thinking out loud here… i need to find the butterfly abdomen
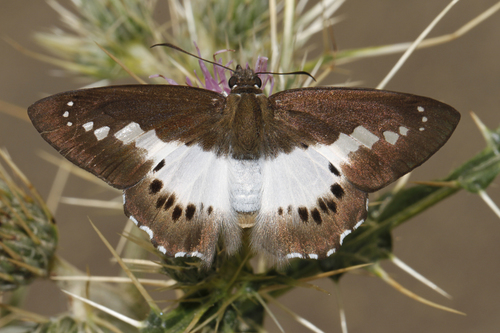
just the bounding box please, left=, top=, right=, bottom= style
left=229, top=158, right=263, bottom=214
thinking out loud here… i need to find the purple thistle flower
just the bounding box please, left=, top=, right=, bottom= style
left=150, top=43, right=274, bottom=95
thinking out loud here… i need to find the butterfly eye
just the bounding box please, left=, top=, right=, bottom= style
left=228, top=76, right=238, bottom=88
left=254, top=76, right=262, bottom=88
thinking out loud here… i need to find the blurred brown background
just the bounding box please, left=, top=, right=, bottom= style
left=1, top=1, right=499, bottom=332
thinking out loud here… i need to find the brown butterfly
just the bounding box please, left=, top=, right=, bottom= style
left=28, top=47, right=460, bottom=265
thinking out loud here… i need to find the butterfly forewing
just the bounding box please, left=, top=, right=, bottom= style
left=269, top=87, right=460, bottom=192
left=28, top=85, right=226, bottom=189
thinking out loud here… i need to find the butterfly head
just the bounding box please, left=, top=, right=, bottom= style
left=228, top=65, right=262, bottom=92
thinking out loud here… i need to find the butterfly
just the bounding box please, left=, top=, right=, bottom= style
left=28, top=58, right=460, bottom=266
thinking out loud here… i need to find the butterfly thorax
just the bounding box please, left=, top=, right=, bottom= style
left=217, top=65, right=299, bottom=160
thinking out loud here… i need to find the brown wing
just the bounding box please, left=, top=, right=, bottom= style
left=28, top=85, right=226, bottom=189
left=250, top=87, right=459, bottom=263
left=268, top=87, right=460, bottom=192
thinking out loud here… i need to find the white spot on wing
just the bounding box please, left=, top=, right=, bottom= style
left=314, top=126, right=378, bottom=165
left=82, top=121, right=94, bottom=132
left=94, top=126, right=110, bottom=141
left=327, top=248, right=336, bottom=257
left=158, top=246, right=167, bottom=254
left=286, top=253, right=303, bottom=259
left=134, top=129, right=180, bottom=163
left=175, top=252, right=186, bottom=258
left=190, top=251, right=204, bottom=259
left=66, top=122, right=73, bottom=126
left=422, top=117, right=428, bottom=122
left=418, top=106, right=425, bottom=112
left=383, top=131, right=399, bottom=145
left=399, top=126, right=409, bottom=136
left=419, top=127, right=425, bottom=131
left=140, top=225, right=153, bottom=239
left=331, top=133, right=360, bottom=161
left=115, top=122, right=145, bottom=144
left=63, top=111, right=69, bottom=117
left=130, top=216, right=139, bottom=225
left=350, top=126, right=379, bottom=149
left=308, top=254, right=318, bottom=259
left=340, top=229, right=352, bottom=245
left=354, top=219, right=364, bottom=230
left=67, top=101, right=74, bottom=106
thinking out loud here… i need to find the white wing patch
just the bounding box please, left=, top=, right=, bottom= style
left=313, top=125, right=379, bottom=164
left=114, top=122, right=145, bottom=144
left=151, top=145, right=232, bottom=211
left=260, top=147, right=340, bottom=213
left=350, top=126, right=379, bottom=148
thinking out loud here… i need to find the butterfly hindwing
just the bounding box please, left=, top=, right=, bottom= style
left=251, top=146, right=367, bottom=262
left=269, top=87, right=460, bottom=192
left=28, top=85, right=226, bottom=189
left=124, top=145, right=241, bottom=264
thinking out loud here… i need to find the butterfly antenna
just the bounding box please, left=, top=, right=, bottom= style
left=256, top=70, right=316, bottom=82
left=151, top=43, right=235, bottom=73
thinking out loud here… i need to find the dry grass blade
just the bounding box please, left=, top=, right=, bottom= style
left=4, top=36, right=93, bottom=73
left=333, top=283, right=348, bottom=333
left=37, top=150, right=113, bottom=188
left=377, top=0, right=459, bottom=89
left=6, top=258, right=46, bottom=276
left=373, top=265, right=465, bottom=315
left=191, top=290, right=245, bottom=332
left=411, top=180, right=459, bottom=188
left=477, top=190, right=500, bottom=220
left=391, top=256, right=451, bottom=299
left=45, top=163, right=71, bottom=214
left=95, top=42, right=146, bottom=84
left=61, top=290, right=144, bottom=328
left=0, top=99, right=30, bottom=122
left=253, top=291, right=284, bottom=333
left=259, top=264, right=371, bottom=293
left=261, top=292, right=325, bottom=333
left=89, top=219, right=161, bottom=313
left=0, top=149, right=52, bottom=220
left=337, top=1, right=500, bottom=66
left=51, top=275, right=176, bottom=287
left=60, top=197, right=123, bottom=209
left=0, top=304, right=48, bottom=324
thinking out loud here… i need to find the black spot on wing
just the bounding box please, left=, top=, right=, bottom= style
left=164, top=194, right=176, bottom=210
left=149, top=179, right=163, bottom=194
left=317, top=198, right=328, bottom=213
left=207, top=206, right=213, bottom=215
left=311, top=208, right=322, bottom=224
left=185, top=204, right=196, bottom=220
left=325, top=198, right=337, bottom=213
left=278, top=207, right=283, bottom=215
left=330, top=184, right=345, bottom=199
left=328, top=163, right=340, bottom=176
left=298, top=207, right=308, bottom=222
left=153, top=159, right=165, bottom=172
left=172, top=205, right=183, bottom=221
left=156, top=195, right=167, bottom=209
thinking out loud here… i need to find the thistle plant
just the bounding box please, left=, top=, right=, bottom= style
left=2, top=1, right=500, bottom=332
